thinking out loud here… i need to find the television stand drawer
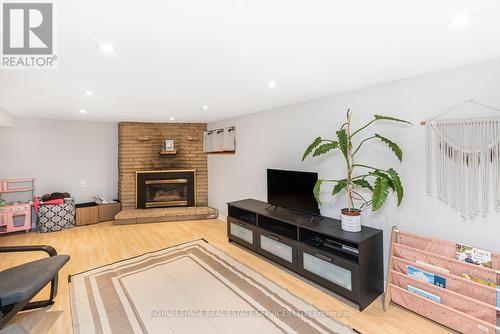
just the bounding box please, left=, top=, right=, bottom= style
left=227, top=217, right=256, bottom=249
left=257, top=231, right=298, bottom=270
left=298, top=246, right=360, bottom=302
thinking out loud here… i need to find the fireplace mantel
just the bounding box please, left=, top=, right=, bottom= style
left=136, top=170, right=196, bottom=209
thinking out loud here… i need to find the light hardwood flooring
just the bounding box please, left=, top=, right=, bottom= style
left=0, top=219, right=452, bottom=334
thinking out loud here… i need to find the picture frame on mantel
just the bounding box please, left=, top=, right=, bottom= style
left=164, top=139, right=175, bottom=152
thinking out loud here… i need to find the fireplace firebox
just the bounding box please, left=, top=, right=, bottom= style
left=136, top=170, right=196, bottom=209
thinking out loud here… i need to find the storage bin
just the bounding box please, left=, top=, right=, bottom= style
left=37, top=198, right=75, bottom=233
left=75, top=202, right=98, bottom=226
left=98, top=201, right=121, bottom=222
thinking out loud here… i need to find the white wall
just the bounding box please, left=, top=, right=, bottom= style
left=0, top=118, right=118, bottom=203
left=208, top=57, right=500, bottom=264
left=0, top=107, right=15, bottom=127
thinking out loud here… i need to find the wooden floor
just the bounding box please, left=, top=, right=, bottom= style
left=0, top=219, right=452, bottom=334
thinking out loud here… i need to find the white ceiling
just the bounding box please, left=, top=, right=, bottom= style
left=2, top=0, right=500, bottom=123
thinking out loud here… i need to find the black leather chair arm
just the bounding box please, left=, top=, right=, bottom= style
left=0, top=245, right=57, bottom=257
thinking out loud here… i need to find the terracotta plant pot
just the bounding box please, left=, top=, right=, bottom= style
left=341, top=208, right=361, bottom=232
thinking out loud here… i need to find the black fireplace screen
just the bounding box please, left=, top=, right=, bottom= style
left=145, top=180, right=188, bottom=207
left=136, top=171, right=195, bottom=209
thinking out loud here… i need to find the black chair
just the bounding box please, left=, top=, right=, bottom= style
left=0, top=246, right=69, bottom=329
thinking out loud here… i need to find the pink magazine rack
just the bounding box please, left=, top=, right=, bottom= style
left=383, top=227, right=500, bottom=334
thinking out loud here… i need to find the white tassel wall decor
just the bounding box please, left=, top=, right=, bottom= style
left=425, top=119, right=500, bottom=219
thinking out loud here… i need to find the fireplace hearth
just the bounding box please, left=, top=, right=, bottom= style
left=136, top=170, right=196, bottom=209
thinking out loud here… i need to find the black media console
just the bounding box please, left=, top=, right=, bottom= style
left=227, top=198, right=383, bottom=311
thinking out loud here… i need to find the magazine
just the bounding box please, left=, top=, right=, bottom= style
left=455, top=244, right=492, bottom=268
left=415, top=260, right=450, bottom=274
left=462, top=273, right=496, bottom=288
left=407, top=265, right=446, bottom=288
left=433, top=275, right=446, bottom=289
left=407, top=285, right=441, bottom=303
left=407, top=265, right=434, bottom=283
left=496, top=286, right=499, bottom=309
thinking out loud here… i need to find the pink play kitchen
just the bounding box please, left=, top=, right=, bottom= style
left=0, top=178, right=35, bottom=234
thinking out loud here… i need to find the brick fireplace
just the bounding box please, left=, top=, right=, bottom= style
left=118, top=122, right=208, bottom=210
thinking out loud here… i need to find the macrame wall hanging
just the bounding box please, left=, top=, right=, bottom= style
left=423, top=99, right=500, bottom=219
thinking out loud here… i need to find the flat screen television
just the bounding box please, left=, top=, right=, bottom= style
left=267, top=169, right=320, bottom=215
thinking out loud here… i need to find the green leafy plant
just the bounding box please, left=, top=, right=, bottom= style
left=302, top=110, right=411, bottom=212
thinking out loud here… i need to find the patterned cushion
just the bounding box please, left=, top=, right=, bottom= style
left=37, top=199, right=75, bottom=233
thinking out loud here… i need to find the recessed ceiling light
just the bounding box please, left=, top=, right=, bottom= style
left=98, top=43, right=115, bottom=54
left=267, top=81, right=276, bottom=88
left=203, top=105, right=208, bottom=110
left=84, top=90, right=95, bottom=96
left=169, top=117, right=175, bottom=121
left=79, top=109, right=87, bottom=114
left=449, top=14, right=474, bottom=30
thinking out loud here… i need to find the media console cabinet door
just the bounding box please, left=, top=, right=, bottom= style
left=257, top=231, right=298, bottom=270
left=228, top=218, right=256, bottom=249
left=230, top=223, right=253, bottom=243
left=260, top=234, right=293, bottom=262
left=298, top=248, right=360, bottom=302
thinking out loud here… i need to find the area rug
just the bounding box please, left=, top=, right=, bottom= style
left=69, top=239, right=356, bottom=334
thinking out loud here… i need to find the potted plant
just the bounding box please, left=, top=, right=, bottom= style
left=302, top=110, right=411, bottom=232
